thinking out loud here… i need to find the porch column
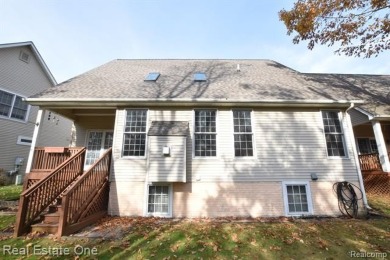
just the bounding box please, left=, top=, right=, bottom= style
left=372, top=120, right=390, bottom=172
left=25, top=109, right=45, bottom=173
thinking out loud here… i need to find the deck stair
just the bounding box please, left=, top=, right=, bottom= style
left=15, top=147, right=112, bottom=237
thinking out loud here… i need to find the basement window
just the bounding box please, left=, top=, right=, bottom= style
left=145, top=72, right=160, bottom=81
left=194, top=72, right=207, bottom=82
left=282, top=181, right=313, bottom=216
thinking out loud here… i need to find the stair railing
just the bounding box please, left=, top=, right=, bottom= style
left=14, top=148, right=86, bottom=237
left=58, top=148, right=112, bottom=237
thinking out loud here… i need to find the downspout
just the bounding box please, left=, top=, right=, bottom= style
left=345, top=103, right=369, bottom=209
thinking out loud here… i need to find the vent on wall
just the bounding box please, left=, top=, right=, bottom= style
left=19, top=51, right=30, bottom=63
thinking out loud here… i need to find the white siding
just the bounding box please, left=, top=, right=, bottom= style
left=147, top=136, right=186, bottom=182
left=110, top=108, right=360, bottom=183
left=0, top=46, right=72, bottom=175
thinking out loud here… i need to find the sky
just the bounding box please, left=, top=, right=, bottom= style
left=1, top=0, right=389, bottom=83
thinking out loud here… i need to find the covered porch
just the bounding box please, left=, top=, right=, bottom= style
left=350, top=108, right=390, bottom=195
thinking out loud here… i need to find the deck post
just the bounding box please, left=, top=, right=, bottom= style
left=26, top=109, right=45, bottom=173
left=372, top=120, right=390, bottom=172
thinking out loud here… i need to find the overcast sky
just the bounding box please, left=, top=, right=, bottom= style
left=1, top=0, right=389, bottom=83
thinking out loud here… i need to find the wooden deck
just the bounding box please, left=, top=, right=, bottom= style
left=358, top=152, right=390, bottom=172
left=15, top=147, right=112, bottom=237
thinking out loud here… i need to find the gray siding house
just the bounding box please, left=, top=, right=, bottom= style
left=25, top=59, right=389, bottom=218
left=0, top=42, right=72, bottom=181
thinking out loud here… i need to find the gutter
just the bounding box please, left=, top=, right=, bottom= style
left=25, top=97, right=364, bottom=108
left=345, top=103, right=370, bottom=210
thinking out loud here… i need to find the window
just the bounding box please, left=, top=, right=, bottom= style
left=147, top=185, right=171, bottom=216
left=194, top=72, right=207, bottom=82
left=233, top=110, right=254, bottom=156
left=321, top=111, right=346, bottom=157
left=17, top=136, right=32, bottom=146
left=194, top=110, right=216, bottom=156
left=123, top=109, right=147, bottom=156
left=145, top=72, right=160, bottom=81
left=357, top=138, right=378, bottom=154
left=0, top=89, right=29, bottom=121
left=283, top=182, right=313, bottom=215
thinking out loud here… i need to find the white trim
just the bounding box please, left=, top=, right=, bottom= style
left=144, top=183, right=173, bottom=218
left=121, top=109, right=149, bottom=159
left=320, top=110, right=349, bottom=159
left=84, top=129, right=114, bottom=168
left=345, top=110, right=369, bottom=207
left=192, top=108, right=218, bottom=158
left=282, top=181, right=313, bottom=216
left=372, top=120, right=390, bottom=172
left=231, top=108, right=256, bottom=158
left=17, top=135, right=32, bottom=146
left=0, top=87, right=31, bottom=123
left=25, top=109, right=44, bottom=173
left=354, top=107, right=374, bottom=120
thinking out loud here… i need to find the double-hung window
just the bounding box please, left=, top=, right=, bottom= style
left=233, top=110, right=254, bottom=156
left=321, top=110, right=346, bottom=157
left=194, top=110, right=217, bottom=157
left=123, top=109, right=147, bottom=157
left=0, top=89, right=29, bottom=121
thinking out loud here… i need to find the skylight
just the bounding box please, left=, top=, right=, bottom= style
left=194, top=72, right=207, bottom=82
left=145, top=72, right=160, bottom=81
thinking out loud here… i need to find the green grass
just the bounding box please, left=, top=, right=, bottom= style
left=0, top=193, right=388, bottom=259
left=0, top=185, right=22, bottom=201
left=367, top=193, right=390, bottom=216
left=0, top=215, right=15, bottom=231
left=0, top=217, right=388, bottom=259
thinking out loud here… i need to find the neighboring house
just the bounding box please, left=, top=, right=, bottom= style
left=0, top=42, right=73, bottom=181
left=25, top=59, right=385, bottom=220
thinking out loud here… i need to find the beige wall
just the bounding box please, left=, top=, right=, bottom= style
left=109, top=181, right=357, bottom=217
left=354, top=123, right=390, bottom=152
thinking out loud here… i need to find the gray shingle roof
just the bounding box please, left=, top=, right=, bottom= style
left=28, top=59, right=390, bottom=116
left=148, top=121, right=189, bottom=136
left=28, top=59, right=342, bottom=101
left=302, top=73, right=390, bottom=116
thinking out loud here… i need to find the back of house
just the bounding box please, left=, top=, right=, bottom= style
left=25, top=59, right=382, bottom=219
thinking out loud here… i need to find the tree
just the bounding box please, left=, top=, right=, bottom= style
left=279, top=0, right=390, bottom=58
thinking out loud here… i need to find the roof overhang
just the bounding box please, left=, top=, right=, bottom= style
left=26, top=98, right=364, bottom=109
left=354, top=106, right=390, bottom=121
left=0, top=41, right=57, bottom=85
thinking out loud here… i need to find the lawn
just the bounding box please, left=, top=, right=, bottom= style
left=0, top=185, right=22, bottom=201
left=0, top=194, right=388, bottom=259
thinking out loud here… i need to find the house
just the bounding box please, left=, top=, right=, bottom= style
left=16, top=59, right=390, bottom=236
left=299, top=73, right=390, bottom=195
left=0, top=42, right=73, bottom=183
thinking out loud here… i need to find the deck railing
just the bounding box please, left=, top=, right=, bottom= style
left=358, top=153, right=382, bottom=171
left=14, top=148, right=86, bottom=236
left=57, top=148, right=112, bottom=237
left=31, top=147, right=83, bottom=171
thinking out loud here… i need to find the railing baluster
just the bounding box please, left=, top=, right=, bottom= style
left=14, top=148, right=86, bottom=237
left=58, top=148, right=112, bottom=236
